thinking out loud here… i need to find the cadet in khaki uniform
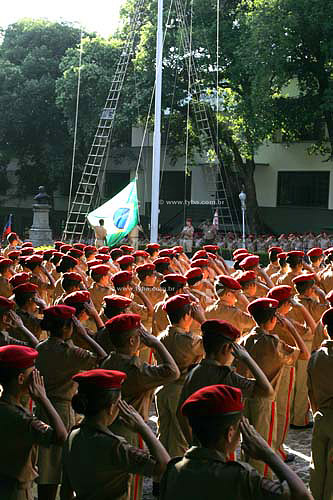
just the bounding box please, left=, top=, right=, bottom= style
left=0, top=345, right=67, bottom=500
left=161, top=384, right=312, bottom=500
left=53, top=255, right=79, bottom=302
left=86, top=264, right=112, bottom=332
left=276, top=251, right=305, bottom=289
left=177, top=319, right=274, bottom=447
left=135, top=263, right=165, bottom=313
left=11, top=282, right=44, bottom=341
left=236, top=271, right=259, bottom=310
left=267, top=286, right=310, bottom=462
left=156, top=294, right=205, bottom=458
left=317, top=251, right=333, bottom=293
left=265, top=246, right=283, bottom=277
left=307, top=247, right=324, bottom=273
left=205, top=275, right=255, bottom=334
left=152, top=274, right=187, bottom=337
left=96, top=295, right=132, bottom=354
left=308, top=308, right=333, bottom=500
left=238, top=298, right=300, bottom=477
left=0, top=258, right=14, bottom=298
left=101, top=314, right=179, bottom=500
left=185, top=267, right=213, bottom=334
left=271, top=252, right=288, bottom=285
left=3, top=231, right=20, bottom=257
left=25, top=255, right=55, bottom=305
left=0, top=296, right=39, bottom=348
left=8, top=250, right=21, bottom=273
left=238, top=255, right=273, bottom=298
left=61, top=369, right=170, bottom=500
left=35, top=305, right=106, bottom=500
left=54, top=271, right=83, bottom=305
left=145, top=242, right=160, bottom=261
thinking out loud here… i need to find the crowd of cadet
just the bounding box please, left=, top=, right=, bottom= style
left=1, top=229, right=333, bottom=499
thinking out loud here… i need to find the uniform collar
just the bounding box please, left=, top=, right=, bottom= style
left=185, top=446, right=227, bottom=463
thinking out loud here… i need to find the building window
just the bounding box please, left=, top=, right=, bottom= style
left=277, top=171, right=329, bottom=208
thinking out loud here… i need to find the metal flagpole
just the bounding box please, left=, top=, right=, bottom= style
left=150, top=0, right=164, bottom=243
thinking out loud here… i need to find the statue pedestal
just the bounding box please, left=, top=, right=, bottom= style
left=29, top=204, right=53, bottom=247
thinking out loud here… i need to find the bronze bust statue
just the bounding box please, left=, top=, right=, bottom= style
left=34, top=186, right=50, bottom=205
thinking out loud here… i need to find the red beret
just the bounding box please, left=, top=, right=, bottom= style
left=90, top=264, right=110, bottom=276
left=172, top=246, right=184, bottom=253
left=277, top=252, right=287, bottom=260
left=190, top=259, right=209, bottom=268
left=7, top=232, right=18, bottom=240
left=307, top=248, right=323, bottom=257
left=136, top=263, right=155, bottom=273
left=163, top=294, right=191, bottom=313
left=62, top=272, right=82, bottom=283
left=67, top=248, right=84, bottom=258
left=84, top=245, right=97, bottom=254
left=268, top=246, right=283, bottom=254
left=233, top=252, right=249, bottom=262
left=59, top=255, right=78, bottom=268
left=0, top=297, right=15, bottom=311
left=0, top=258, right=13, bottom=269
left=239, top=255, right=260, bottom=270
left=201, top=320, right=241, bottom=342
left=153, top=257, right=171, bottom=266
left=87, top=259, right=102, bottom=268
left=237, top=271, right=257, bottom=285
left=185, top=267, right=203, bottom=281
left=104, top=295, right=132, bottom=309
left=9, top=272, right=31, bottom=287
left=7, top=251, right=21, bottom=259
left=267, top=285, right=292, bottom=303
left=106, top=313, right=141, bottom=334
left=120, top=245, right=134, bottom=254
left=54, top=241, right=64, bottom=249
left=95, top=254, right=111, bottom=263
left=146, top=243, right=160, bottom=250
left=117, top=255, right=135, bottom=266
left=322, top=307, right=333, bottom=327
left=292, top=273, right=316, bottom=285
left=324, top=247, right=333, bottom=256
left=207, top=252, right=217, bottom=260
left=43, top=249, right=55, bottom=259
left=326, top=290, right=333, bottom=304
left=25, top=255, right=43, bottom=265
left=192, top=250, right=207, bottom=260
left=159, top=249, right=173, bottom=257
left=73, top=243, right=86, bottom=251
left=203, top=245, right=219, bottom=252
left=0, top=345, right=38, bottom=370
left=50, top=251, right=65, bottom=260
left=110, top=248, right=123, bottom=258
left=163, top=274, right=187, bottom=285
left=64, top=290, right=90, bottom=306
left=287, top=251, right=304, bottom=258
left=73, top=369, right=126, bottom=389
left=60, top=244, right=72, bottom=253
left=13, top=283, right=38, bottom=295
left=98, top=246, right=110, bottom=254
left=133, top=250, right=149, bottom=258
left=43, top=305, right=76, bottom=321
left=20, top=248, right=34, bottom=256
left=233, top=248, right=247, bottom=257
left=181, top=384, right=244, bottom=417
left=215, top=275, right=241, bottom=290
left=112, top=271, right=132, bottom=286
left=21, top=242, right=33, bottom=248
left=248, top=297, right=279, bottom=315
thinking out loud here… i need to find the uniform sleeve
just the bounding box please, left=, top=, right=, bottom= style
left=236, top=310, right=256, bottom=331
left=13, top=407, right=55, bottom=448
left=226, top=368, right=256, bottom=399
left=276, top=338, right=299, bottom=366
left=66, top=342, right=98, bottom=370
left=112, top=435, right=156, bottom=477
left=4, top=335, right=29, bottom=347
left=239, top=462, right=291, bottom=499
left=131, top=301, right=149, bottom=321
left=134, top=362, right=177, bottom=391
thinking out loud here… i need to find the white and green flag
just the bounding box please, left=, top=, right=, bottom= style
left=87, top=180, right=139, bottom=247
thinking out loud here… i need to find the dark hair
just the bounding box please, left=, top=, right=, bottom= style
left=104, top=305, right=125, bottom=319
left=202, top=330, right=232, bottom=356
left=167, top=303, right=191, bottom=324
left=109, top=328, right=138, bottom=349
left=215, top=283, right=229, bottom=297
left=8, top=234, right=17, bottom=244
left=326, top=323, right=333, bottom=339
left=251, top=307, right=276, bottom=325
left=72, top=303, right=86, bottom=317
left=137, top=270, right=154, bottom=282
left=161, top=281, right=184, bottom=296
left=242, top=280, right=256, bottom=291
left=40, top=316, right=72, bottom=336
left=0, top=365, right=25, bottom=386
left=62, top=277, right=81, bottom=292
left=233, top=261, right=241, bottom=271
left=99, top=219, right=104, bottom=226
left=119, top=263, right=132, bottom=271
left=188, top=413, right=240, bottom=447
left=278, top=257, right=286, bottom=267
left=110, top=250, right=123, bottom=261
left=269, top=251, right=280, bottom=263
left=146, top=248, right=157, bottom=257
left=309, top=256, right=321, bottom=264
left=155, top=263, right=170, bottom=273
left=14, top=293, right=35, bottom=308
left=72, top=387, right=120, bottom=416
left=56, top=261, right=74, bottom=274
left=187, top=275, right=202, bottom=287
left=50, top=254, right=62, bottom=265
left=286, top=255, right=302, bottom=269
left=23, top=262, right=40, bottom=272
left=295, top=280, right=314, bottom=295
left=91, top=272, right=103, bottom=283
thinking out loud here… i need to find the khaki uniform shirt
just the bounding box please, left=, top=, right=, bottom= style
left=96, top=327, right=115, bottom=355
left=276, top=270, right=301, bottom=291
left=16, top=309, right=43, bottom=340
left=35, top=337, right=98, bottom=401
left=160, top=446, right=290, bottom=500
left=102, top=352, right=175, bottom=421
left=157, top=325, right=203, bottom=384
left=238, top=326, right=299, bottom=395
left=30, top=271, right=52, bottom=304
left=297, top=295, right=328, bottom=324
left=89, top=282, right=111, bottom=313
left=0, top=276, right=12, bottom=298
left=318, top=267, right=333, bottom=294
left=62, top=422, right=156, bottom=500
left=307, top=340, right=333, bottom=410
left=0, top=399, right=54, bottom=483
left=178, top=359, right=256, bottom=410
left=265, top=263, right=280, bottom=277
left=205, top=300, right=255, bottom=334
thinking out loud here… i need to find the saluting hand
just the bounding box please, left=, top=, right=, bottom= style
left=240, top=417, right=273, bottom=462
left=139, top=325, right=158, bottom=348
left=118, top=400, right=145, bottom=432
left=231, top=343, right=251, bottom=363
left=29, top=369, right=48, bottom=402
left=6, top=310, right=24, bottom=329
